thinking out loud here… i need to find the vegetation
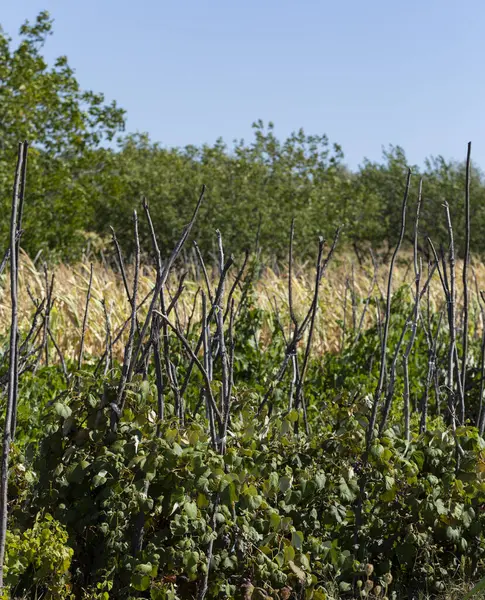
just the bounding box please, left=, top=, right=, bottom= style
left=4, top=9, right=485, bottom=600
left=6, top=249, right=485, bottom=366
left=2, top=12, right=485, bottom=263
left=1, top=139, right=485, bottom=599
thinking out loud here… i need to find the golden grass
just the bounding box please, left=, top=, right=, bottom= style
left=1, top=251, right=485, bottom=364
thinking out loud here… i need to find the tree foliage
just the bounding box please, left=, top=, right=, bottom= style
left=2, top=11, right=485, bottom=264
left=0, top=11, right=125, bottom=260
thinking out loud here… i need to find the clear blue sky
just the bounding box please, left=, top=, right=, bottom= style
left=2, top=0, right=485, bottom=170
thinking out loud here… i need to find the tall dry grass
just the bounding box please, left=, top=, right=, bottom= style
left=1, top=251, right=484, bottom=364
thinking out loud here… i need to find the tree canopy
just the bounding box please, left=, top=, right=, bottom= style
left=1, top=11, right=484, bottom=263
left=0, top=11, right=125, bottom=259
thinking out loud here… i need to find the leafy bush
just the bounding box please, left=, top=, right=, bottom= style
left=3, top=514, right=73, bottom=599
left=17, top=376, right=485, bottom=599
left=0, top=286, right=483, bottom=598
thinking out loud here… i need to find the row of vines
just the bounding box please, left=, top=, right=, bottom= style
left=1, top=142, right=485, bottom=599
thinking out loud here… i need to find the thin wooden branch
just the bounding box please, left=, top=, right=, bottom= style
left=288, top=219, right=298, bottom=330
left=111, top=211, right=140, bottom=430
left=0, top=142, right=26, bottom=589
left=351, top=263, right=357, bottom=330
left=201, top=292, right=216, bottom=447
left=379, top=261, right=436, bottom=434
left=443, top=202, right=465, bottom=425
left=366, top=169, right=411, bottom=449
left=194, top=241, right=214, bottom=305
left=178, top=258, right=234, bottom=400
left=101, top=299, right=113, bottom=377
left=402, top=262, right=422, bottom=442
left=478, top=290, right=485, bottom=435
left=341, top=277, right=349, bottom=354
left=215, top=231, right=231, bottom=451
left=18, top=299, right=45, bottom=356
left=353, top=250, right=378, bottom=346
left=224, top=249, right=249, bottom=322
left=127, top=186, right=206, bottom=383
left=151, top=313, right=165, bottom=436
left=110, top=226, right=132, bottom=306
left=186, top=287, right=201, bottom=338
left=294, top=237, right=325, bottom=434
left=156, top=310, right=222, bottom=429
left=78, top=262, right=94, bottom=370
left=93, top=285, right=156, bottom=376
left=461, top=142, right=472, bottom=419
left=420, top=308, right=443, bottom=433
left=143, top=197, right=182, bottom=420
left=48, top=327, right=69, bottom=383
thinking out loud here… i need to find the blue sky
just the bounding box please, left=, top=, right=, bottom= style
left=2, top=0, right=484, bottom=170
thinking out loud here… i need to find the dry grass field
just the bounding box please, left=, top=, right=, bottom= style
left=2, top=250, right=485, bottom=365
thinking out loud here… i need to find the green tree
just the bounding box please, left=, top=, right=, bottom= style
left=3, top=12, right=484, bottom=264
left=99, top=122, right=349, bottom=262
left=350, top=145, right=485, bottom=261
left=0, top=11, right=125, bottom=259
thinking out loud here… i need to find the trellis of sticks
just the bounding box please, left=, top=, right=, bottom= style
left=0, top=140, right=480, bottom=592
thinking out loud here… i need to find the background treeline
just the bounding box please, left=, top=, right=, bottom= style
left=1, top=12, right=484, bottom=263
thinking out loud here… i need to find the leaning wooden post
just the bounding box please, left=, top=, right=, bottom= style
left=0, top=141, right=28, bottom=589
